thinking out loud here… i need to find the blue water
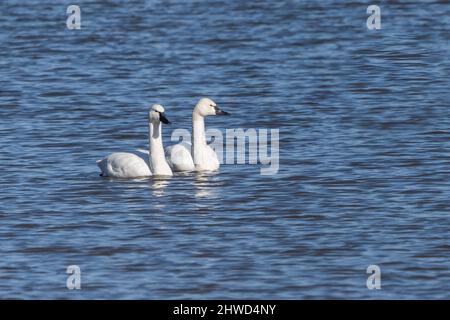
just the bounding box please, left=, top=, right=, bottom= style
left=0, top=0, right=449, bottom=299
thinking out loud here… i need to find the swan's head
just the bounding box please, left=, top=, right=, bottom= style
left=149, top=104, right=170, bottom=124
left=194, top=98, right=229, bottom=117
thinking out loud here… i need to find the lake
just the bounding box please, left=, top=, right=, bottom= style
left=0, top=0, right=449, bottom=299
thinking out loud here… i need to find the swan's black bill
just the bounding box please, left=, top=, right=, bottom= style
left=159, top=112, right=170, bottom=124
left=214, top=105, right=230, bottom=116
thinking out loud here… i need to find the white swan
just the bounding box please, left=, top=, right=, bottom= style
left=165, top=98, right=229, bottom=172
left=97, top=104, right=173, bottom=178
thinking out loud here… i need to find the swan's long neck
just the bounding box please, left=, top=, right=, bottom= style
left=149, top=121, right=172, bottom=175
left=192, top=112, right=208, bottom=164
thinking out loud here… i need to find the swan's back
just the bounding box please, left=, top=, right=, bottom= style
left=165, top=141, right=195, bottom=171
left=97, top=152, right=152, bottom=178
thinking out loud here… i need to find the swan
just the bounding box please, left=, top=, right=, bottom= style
left=97, top=104, right=173, bottom=178
left=165, top=98, right=229, bottom=172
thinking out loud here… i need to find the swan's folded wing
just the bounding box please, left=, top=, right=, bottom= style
left=165, top=142, right=195, bottom=171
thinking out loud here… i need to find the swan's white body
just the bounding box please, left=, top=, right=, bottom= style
left=165, top=98, right=228, bottom=172
left=97, top=105, right=172, bottom=178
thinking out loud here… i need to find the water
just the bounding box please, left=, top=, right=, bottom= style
left=1, top=0, right=449, bottom=299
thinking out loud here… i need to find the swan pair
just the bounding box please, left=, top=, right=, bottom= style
left=97, top=98, right=229, bottom=178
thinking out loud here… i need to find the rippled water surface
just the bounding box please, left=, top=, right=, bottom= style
left=1, top=0, right=449, bottom=299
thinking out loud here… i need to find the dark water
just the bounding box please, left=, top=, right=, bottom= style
left=1, top=0, right=449, bottom=299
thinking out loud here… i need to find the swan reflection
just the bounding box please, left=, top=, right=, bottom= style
left=151, top=176, right=171, bottom=197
